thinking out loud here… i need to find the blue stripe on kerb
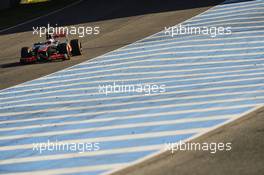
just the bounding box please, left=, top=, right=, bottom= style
left=0, top=0, right=264, bottom=174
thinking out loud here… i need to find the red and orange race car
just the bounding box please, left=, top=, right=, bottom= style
left=20, top=32, right=82, bottom=64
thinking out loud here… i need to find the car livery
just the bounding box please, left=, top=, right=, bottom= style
left=20, top=32, right=82, bottom=64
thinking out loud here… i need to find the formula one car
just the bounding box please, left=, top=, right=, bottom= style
left=20, top=32, right=82, bottom=64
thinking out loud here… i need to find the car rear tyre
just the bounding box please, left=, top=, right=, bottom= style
left=58, top=43, right=71, bottom=60
left=21, top=47, right=31, bottom=58
left=70, top=39, right=82, bottom=56
left=20, top=47, right=33, bottom=64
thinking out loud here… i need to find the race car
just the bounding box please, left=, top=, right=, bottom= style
left=20, top=32, right=82, bottom=64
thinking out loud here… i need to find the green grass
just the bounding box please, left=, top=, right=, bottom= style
left=0, top=0, right=76, bottom=30
left=21, top=0, right=51, bottom=4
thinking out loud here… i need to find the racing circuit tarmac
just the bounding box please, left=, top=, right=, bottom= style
left=0, top=0, right=264, bottom=175
left=0, top=0, right=224, bottom=90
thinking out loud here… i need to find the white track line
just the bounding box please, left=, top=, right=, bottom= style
left=1, top=1, right=264, bottom=175
left=188, top=20, right=264, bottom=28
left=0, top=86, right=263, bottom=118
left=143, top=24, right=264, bottom=42
left=0, top=128, right=209, bottom=151
left=2, top=66, right=264, bottom=104
left=187, top=16, right=264, bottom=26
left=104, top=105, right=263, bottom=175
left=196, top=6, right=264, bottom=17
left=3, top=63, right=264, bottom=96
left=0, top=88, right=262, bottom=125
left=2, top=69, right=264, bottom=109
left=40, top=52, right=264, bottom=78
left=0, top=114, right=240, bottom=141
left=4, top=62, right=264, bottom=91
left=122, top=29, right=264, bottom=49
left=204, top=1, right=264, bottom=12
left=0, top=126, right=222, bottom=166
left=108, top=34, right=264, bottom=56
left=1, top=95, right=263, bottom=132
left=0, top=106, right=241, bottom=132
left=1, top=72, right=264, bottom=115
left=0, top=145, right=164, bottom=165
left=4, top=163, right=129, bottom=175
left=144, top=22, right=264, bottom=41
left=110, top=31, right=264, bottom=53
left=1, top=75, right=264, bottom=113
left=189, top=11, right=264, bottom=23
left=100, top=40, right=264, bottom=58
left=0, top=64, right=256, bottom=105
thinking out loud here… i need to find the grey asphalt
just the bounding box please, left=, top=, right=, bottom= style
left=0, top=0, right=224, bottom=90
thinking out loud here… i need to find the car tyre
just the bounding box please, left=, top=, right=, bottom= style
left=58, top=43, right=71, bottom=60
left=21, top=47, right=31, bottom=58
left=70, top=39, right=82, bottom=56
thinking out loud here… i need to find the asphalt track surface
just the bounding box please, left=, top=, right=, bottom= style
left=0, top=0, right=224, bottom=90
left=1, top=0, right=264, bottom=175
